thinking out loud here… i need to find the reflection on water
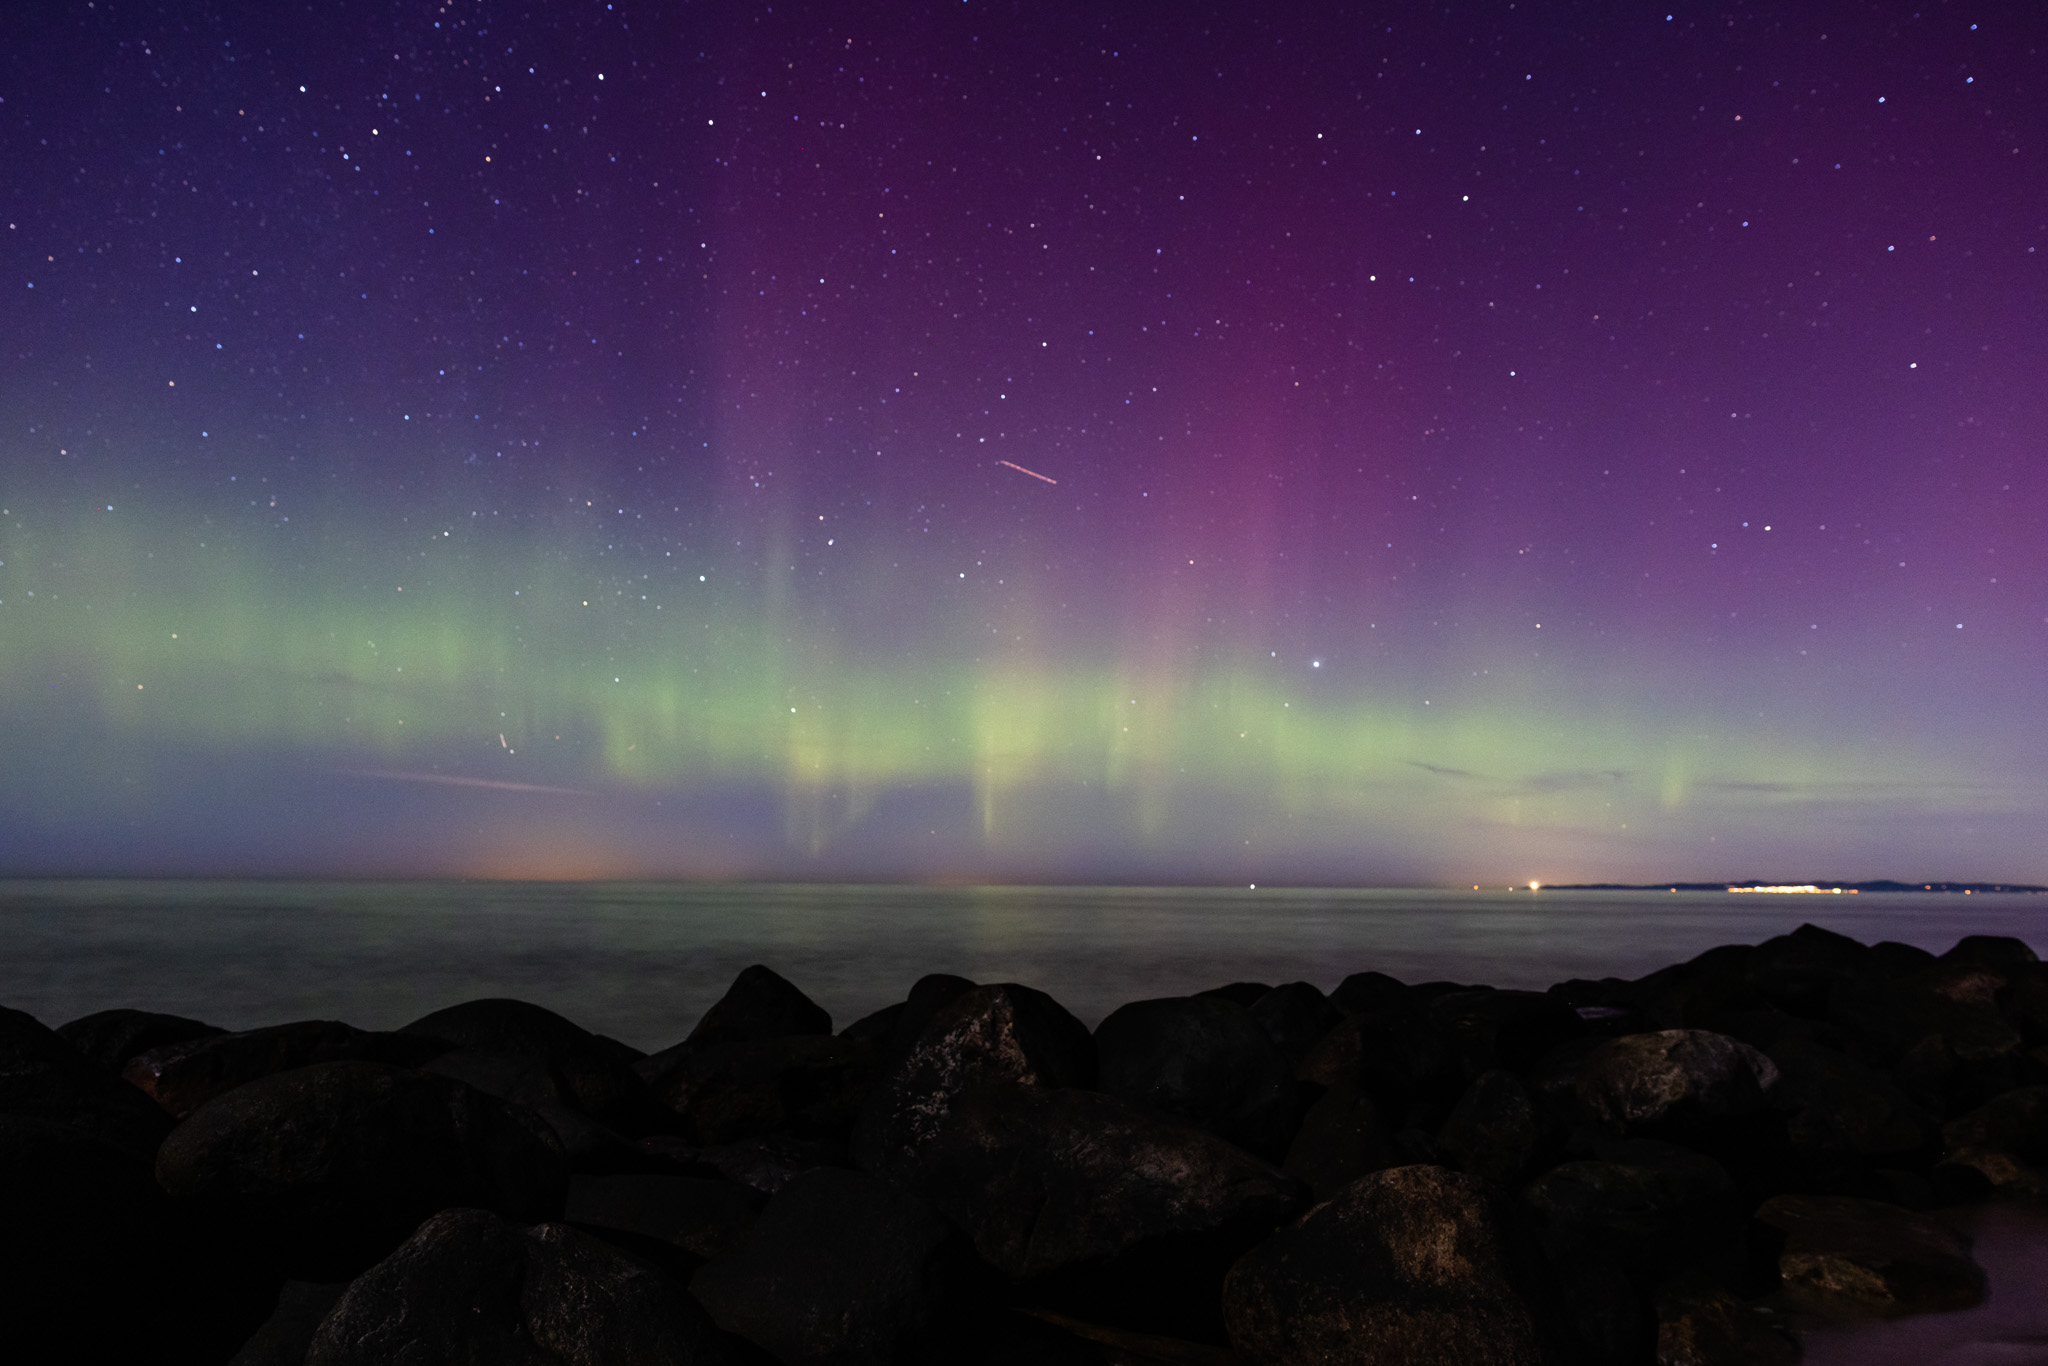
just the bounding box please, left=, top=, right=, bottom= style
left=1, top=880, right=2038, bottom=1047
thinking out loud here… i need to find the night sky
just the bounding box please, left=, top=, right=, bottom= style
left=1, top=1, right=2042, bottom=883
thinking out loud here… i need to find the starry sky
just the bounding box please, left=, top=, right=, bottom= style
left=1, top=1, right=2042, bottom=883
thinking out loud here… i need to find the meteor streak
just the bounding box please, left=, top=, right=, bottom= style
left=996, top=460, right=1058, bottom=484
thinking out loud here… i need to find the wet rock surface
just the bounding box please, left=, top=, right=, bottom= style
left=15, top=919, right=2048, bottom=1363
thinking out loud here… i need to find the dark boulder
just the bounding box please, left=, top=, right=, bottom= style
left=0, top=1003, right=174, bottom=1157
left=860, top=1081, right=1299, bottom=1310
left=1093, top=995, right=1297, bottom=1158
left=1745, top=923, right=1872, bottom=1020
left=404, top=998, right=663, bottom=1136
left=1427, top=989, right=1586, bottom=1079
left=642, top=1035, right=881, bottom=1146
left=850, top=982, right=1094, bottom=1175
left=1194, top=981, right=1273, bottom=1009
left=1941, top=934, right=2039, bottom=972
left=692, top=1167, right=961, bottom=1366
left=1574, top=1029, right=1778, bottom=1134
left=1294, top=1005, right=1461, bottom=1129
left=57, top=1007, right=224, bottom=1072
left=1281, top=1078, right=1398, bottom=1202
left=1222, top=1164, right=1542, bottom=1366
left=1830, top=973, right=2022, bottom=1066
left=1518, top=1138, right=1747, bottom=1362
left=1652, top=1280, right=1797, bottom=1366
left=693, top=1133, right=847, bottom=1196
left=304, top=1207, right=732, bottom=1365
left=402, top=997, right=641, bottom=1061
left=1752, top=1193, right=1984, bottom=1318
left=1765, top=1035, right=1938, bottom=1162
left=1435, top=1069, right=1541, bottom=1185
left=680, top=964, right=832, bottom=1049
left=156, top=1059, right=568, bottom=1279
left=565, top=1172, right=758, bottom=1262
left=1327, top=970, right=1414, bottom=1019
left=1937, top=1084, right=2048, bottom=1198
left=1247, top=983, right=1343, bottom=1063
left=423, top=1047, right=651, bottom=1171
left=125, top=1020, right=453, bottom=1120
left=0, top=1113, right=279, bottom=1363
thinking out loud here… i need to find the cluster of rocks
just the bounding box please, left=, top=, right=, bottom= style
left=4, top=922, right=2045, bottom=1364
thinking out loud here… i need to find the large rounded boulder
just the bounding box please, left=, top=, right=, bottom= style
left=1094, top=995, right=1297, bottom=1157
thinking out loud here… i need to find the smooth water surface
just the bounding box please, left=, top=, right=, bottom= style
left=1, top=880, right=2039, bottom=1049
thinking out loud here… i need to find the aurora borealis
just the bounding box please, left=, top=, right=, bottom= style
left=1, top=2, right=2042, bottom=882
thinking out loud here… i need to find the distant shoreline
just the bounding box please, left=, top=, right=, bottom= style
left=1547, top=880, right=2047, bottom=894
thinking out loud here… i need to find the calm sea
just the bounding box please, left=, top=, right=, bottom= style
left=1, top=880, right=2039, bottom=1049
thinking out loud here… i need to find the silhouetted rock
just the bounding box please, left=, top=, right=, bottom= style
left=1941, top=934, right=2039, bottom=972
left=1427, top=989, right=1586, bottom=1080
left=156, top=1059, right=568, bottom=1279
left=692, top=1166, right=960, bottom=1366
left=1093, top=995, right=1297, bottom=1158
left=1574, top=1029, right=1778, bottom=1134
left=1281, top=1078, right=1397, bottom=1202
left=1435, top=1069, right=1541, bottom=1185
left=850, top=982, right=1094, bottom=1176
left=0, top=1003, right=174, bottom=1158
left=565, top=1172, right=758, bottom=1261
left=402, top=997, right=644, bottom=1064
left=682, top=964, right=832, bottom=1049
left=305, top=1207, right=732, bottom=1365
left=1752, top=1193, right=1984, bottom=1318
left=126, top=1020, right=453, bottom=1120
left=57, top=1007, right=224, bottom=1072
left=642, top=1035, right=881, bottom=1145
left=1327, top=970, right=1414, bottom=1019
left=1223, top=1164, right=1542, bottom=1366
left=227, top=1281, right=348, bottom=1366
left=423, top=1047, right=650, bottom=1171
left=1830, top=973, right=2022, bottom=1066
left=1652, top=1280, right=1797, bottom=1366
left=1247, top=982, right=1342, bottom=1063
left=0, top=1114, right=277, bottom=1364
left=404, top=998, right=664, bottom=1136
left=1746, top=924, right=1872, bottom=1020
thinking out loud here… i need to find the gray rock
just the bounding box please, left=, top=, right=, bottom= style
left=1222, top=1164, right=1542, bottom=1366
left=305, top=1207, right=731, bottom=1365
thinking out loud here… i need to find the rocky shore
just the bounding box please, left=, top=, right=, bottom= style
left=4, top=922, right=2045, bottom=1364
